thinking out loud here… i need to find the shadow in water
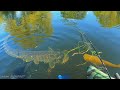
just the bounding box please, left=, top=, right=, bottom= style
left=11, top=62, right=32, bottom=79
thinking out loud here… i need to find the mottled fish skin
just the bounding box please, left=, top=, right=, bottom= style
left=4, top=35, right=64, bottom=66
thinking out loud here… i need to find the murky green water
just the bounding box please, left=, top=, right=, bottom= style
left=0, top=11, right=120, bottom=79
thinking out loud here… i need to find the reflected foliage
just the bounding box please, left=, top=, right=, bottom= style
left=94, top=11, right=120, bottom=28
left=61, top=11, right=87, bottom=20
left=60, top=11, right=87, bottom=27
left=0, top=11, right=16, bottom=23
left=1, top=11, right=53, bottom=49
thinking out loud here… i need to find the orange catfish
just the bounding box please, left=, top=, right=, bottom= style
left=83, top=54, right=120, bottom=68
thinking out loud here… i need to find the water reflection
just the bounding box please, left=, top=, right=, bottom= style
left=94, top=11, right=120, bottom=28
left=0, top=11, right=120, bottom=79
left=2, top=11, right=53, bottom=49
left=1, top=11, right=74, bottom=71
left=1, top=11, right=63, bottom=70
left=61, top=11, right=87, bottom=20
left=0, top=11, right=16, bottom=20
left=60, top=11, right=87, bottom=27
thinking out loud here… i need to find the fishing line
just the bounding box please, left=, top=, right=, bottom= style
left=65, top=19, right=112, bottom=79
left=83, top=33, right=111, bottom=79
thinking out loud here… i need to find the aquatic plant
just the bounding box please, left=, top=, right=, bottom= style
left=72, top=41, right=92, bottom=56
left=62, top=54, right=69, bottom=64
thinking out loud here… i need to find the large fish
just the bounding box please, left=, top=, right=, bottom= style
left=83, top=54, right=120, bottom=68
left=3, top=35, right=64, bottom=69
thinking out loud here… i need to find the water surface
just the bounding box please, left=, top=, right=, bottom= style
left=0, top=11, right=120, bottom=79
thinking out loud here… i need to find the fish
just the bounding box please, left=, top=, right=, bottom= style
left=4, top=37, right=63, bottom=65
left=83, top=54, right=120, bottom=68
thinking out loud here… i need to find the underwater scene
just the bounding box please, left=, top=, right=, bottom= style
left=0, top=11, right=120, bottom=79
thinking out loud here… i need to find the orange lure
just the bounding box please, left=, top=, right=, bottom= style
left=83, top=54, right=120, bottom=68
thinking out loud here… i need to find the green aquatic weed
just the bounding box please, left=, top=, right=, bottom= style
left=91, top=50, right=102, bottom=56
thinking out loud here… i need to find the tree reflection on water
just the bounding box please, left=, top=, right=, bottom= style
left=94, top=11, right=120, bottom=28
left=1, top=11, right=53, bottom=49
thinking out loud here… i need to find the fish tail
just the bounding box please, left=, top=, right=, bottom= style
left=115, top=64, right=120, bottom=68
left=111, top=64, right=120, bottom=68
left=105, top=62, right=120, bottom=68
left=103, top=60, right=120, bottom=68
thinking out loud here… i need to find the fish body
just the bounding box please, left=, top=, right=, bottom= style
left=4, top=37, right=64, bottom=68
left=83, top=54, right=120, bottom=68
